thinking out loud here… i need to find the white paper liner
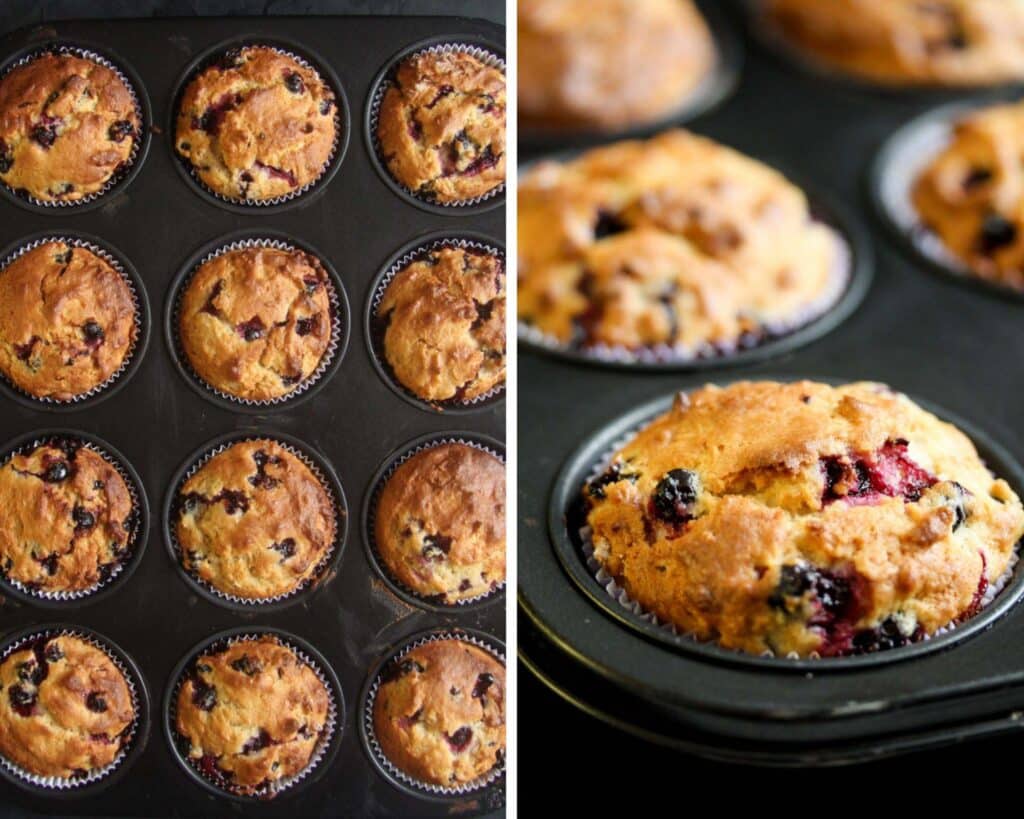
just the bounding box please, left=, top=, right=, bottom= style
left=0, top=236, right=145, bottom=405
left=370, top=237, right=506, bottom=408
left=171, top=237, right=342, bottom=407
left=169, top=632, right=338, bottom=799
left=368, top=42, right=506, bottom=208
left=0, top=45, right=144, bottom=208
left=363, top=631, right=505, bottom=797
left=0, top=434, right=143, bottom=602
left=0, top=627, right=142, bottom=789
left=167, top=435, right=343, bottom=607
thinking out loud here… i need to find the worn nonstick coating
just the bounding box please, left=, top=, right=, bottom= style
left=0, top=14, right=504, bottom=819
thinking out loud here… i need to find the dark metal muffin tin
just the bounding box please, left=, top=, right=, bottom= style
left=0, top=13, right=503, bottom=818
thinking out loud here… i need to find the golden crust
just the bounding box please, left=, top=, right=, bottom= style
left=584, top=381, right=1024, bottom=657
left=377, top=50, right=505, bottom=203
left=174, top=46, right=337, bottom=200
left=375, top=444, right=505, bottom=604
left=377, top=247, right=505, bottom=402
left=373, top=640, right=504, bottom=786
left=176, top=439, right=336, bottom=600
left=518, top=0, right=715, bottom=131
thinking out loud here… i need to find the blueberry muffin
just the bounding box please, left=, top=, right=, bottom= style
left=584, top=381, right=1024, bottom=658
left=375, top=444, right=505, bottom=604
left=0, top=437, right=137, bottom=594
left=519, top=0, right=716, bottom=132
left=0, top=242, right=138, bottom=401
left=518, top=130, right=845, bottom=357
left=175, top=46, right=337, bottom=201
left=179, top=246, right=333, bottom=401
left=376, top=246, right=505, bottom=403
left=0, top=634, right=134, bottom=779
left=176, top=439, right=336, bottom=601
left=176, top=636, right=330, bottom=798
left=373, top=639, right=504, bottom=787
left=376, top=49, right=505, bottom=203
left=0, top=51, right=139, bottom=202
left=763, top=0, right=1024, bottom=86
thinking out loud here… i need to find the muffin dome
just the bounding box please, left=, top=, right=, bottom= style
left=584, top=381, right=1024, bottom=658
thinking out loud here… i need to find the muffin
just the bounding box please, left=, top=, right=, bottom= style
left=0, top=241, right=138, bottom=401
left=179, top=245, right=333, bottom=401
left=174, top=46, right=337, bottom=201
left=175, top=636, right=330, bottom=797
left=0, top=437, right=137, bottom=594
left=373, top=639, right=505, bottom=787
left=763, top=0, right=1024, bottom=86
left=0, top=51, right=139, bottom=202
left=376, top=49, right=505, bottom=203
left=375, top=443, right=505, bottom=604
left=584, top=381, right=1024, bottom=658
left=0, top=634, right=135, bottom=779
left=376, top=246, right=505, bottom=403
left=519, top=0, right=716, bottom=132
left=176, top=439, right=336, bottom=601
left=518, top=129, right=845, bottom=357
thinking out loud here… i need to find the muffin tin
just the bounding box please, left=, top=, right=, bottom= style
left=0, top=13, right=503, bottom=818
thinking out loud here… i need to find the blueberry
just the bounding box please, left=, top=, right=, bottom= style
left=269, top=538, right=295, bottom=561
left=191, top=680, right=217, bottom=711
left=8, top=685, right=36, bottom=716
left=851, top=617, right=913, bottom=654
left=241, top=729, right=272, bottom=754
left=85, top=692, right=108, bottom=713
left=0, top=139, right=12, bottom=173
left=230, top=655, right=260, bottom=676
left=979, top=213, right=1017, bottom=254
left=963, top=167, right=993, bottom=190
left=43, top=643, right=63, bottom=662
left=237, top=317, right=265, bottom=342
left=31, top=122, right=58, bottom=149
left=319, top=99, right=332, bottom=116
left=471, top=672, right=494, bottom=701
left=446, top=726, right=473, bottom=752
left=73, top=506, right=95, bottom=531
left=295, top=316, right=318, bottom=336
left=593, top=210, right=628, bottom=239
left=950, top=481, right=970, bottom=531
left=651, top=469, right=700, bottom=524
left=422, top=533, right=452, bottom=561
left=107, top=120, right=134, bottom=143
left=284, top=72, right=305, bottom=94
left=587, top=461, right=638, bottom=500
left=43, top=461, right=70, bottom=483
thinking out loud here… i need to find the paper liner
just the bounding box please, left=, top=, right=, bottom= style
left=368, top=42, right=506, bottom=209
left=0, top=45, right=145, bottom=208
left=0, top=627, right=142, bottom=790
left=170, top=237, right=343, bottom=407
left=0, top=236, right=145, bottom=406
left=363, top=630, right=505, bottom=797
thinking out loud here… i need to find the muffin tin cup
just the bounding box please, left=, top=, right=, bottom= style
left=163, top=627, right=343, bottom=803
left=165, top=230, right=350, bottom=414
left=0, top=429, right=149, bottom=609
left=167, top=36, right=350, bottom=214
left=0, top=231, right=151, bottom=412
left=0, top=41, right=151, bottom=213
left=365, top=231, right=506, bottom=415
left=0, top=624, right=150, bottom=797
left=361, top=432, right=506, bottom=615
left=365, top=34, right=506, bottom=215
left=162, top=431, right=348, bottom=614
left=359, top=627, right=506, bottom=803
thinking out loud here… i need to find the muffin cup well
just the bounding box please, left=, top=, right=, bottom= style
left=162, top=431, right=348, bottom=613
left=0, top=429, right=149, bottom=608
left=163, top=627, right=343, bottom=802
left=359, top=627, right=506, bottom=803
left=0, top=42, right=151, bottom=213
left=361, top=432, right=506, bottom=614
left=165, top=230, right=349, bottom=413
left=365, top=231, right=506, bottom=415
left=365, top=34, right=506, bottom=215
left=168, top=36, right=349, bottom=214
left=0, top=232, right=151, bottom=411
left=0, top=624, right=149, bottom=797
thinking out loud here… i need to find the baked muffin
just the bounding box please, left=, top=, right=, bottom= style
left=0, top=634, right=134, bottom=779
left=0, top=51, right=139, bottom=202
left=584, top=381, right=1024, bottom=658
left=763, top=0, right=1024, bottom=86
left=519, top=0, right=716, bottom=132
left=376, top=246, right=505, bottom=403
left=373, top=639, right=505, bottom=787
left=0, top=241, right=137, bottom=401
left=376, top=49, right=505, bottom=203
left=176, top=636, right=330, bottom=797
left=176, top=439, right=336, bottom=600
left=0, top=437, right=137, bottom=594
left=518, top=130, right=845, bottom=357
left=174, top=46, right=337, bottom=201
left=179, top=245, right=333, bottom=401
left=375, top=444, right=505, bottom=604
